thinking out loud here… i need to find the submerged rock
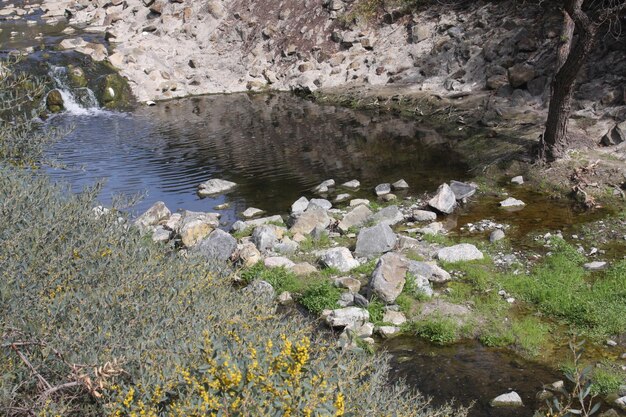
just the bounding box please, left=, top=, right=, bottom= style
left=198, top=178, right=237, bottom=196
left=392, top=179, right=409, bottom=190
left=342, top=179, right=360, bottom=189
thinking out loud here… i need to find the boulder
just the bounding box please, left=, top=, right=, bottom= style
left=46, top=89, right=64, bottom=113
left=600, top=121, right=626, bottom=146
left=324, top=307, right=369, bottom=328
left=313, top=179, right=335, bottom=193
left=375, top=183, right=391, bottom=196
left=407, top=260, right=451, bottom=283
left=235, top=242, right=261, bottom=267
left=251, top=225, right=279, bottom=253
left=392, top=179, right=409, bottom=190
left=355, top=223, right=397, bottom=258
left=334, top=193, right=351, bottom=203
left=500, top=197, right=526, bottom=208
left=350, top=198, right=370, bottom=207
left=377, top=325, right=401, bottom=338
left=194, top=229, right=237, bottom=262
left=584, top=261, right=607, bottom=271
left=264, top=256, right=295, bottom=269
left=179, top=211, right=220, bottom=247
left=98, top=73, right=130, bottom=108
left=449, top=180, right=477, bottom=200
left=134, top=201, right=171, bottom=230
left=231, top=215, right=284, bottom=232
left=417, top=222, right=444, bottom=235
left=370, top=205, right=404, bottom=226
left=197, top=178, right=237, bottom=196
left=290, top=206, right=331, bottom=235
left=370, top=253, right=407, bottom=304
left=338, top=204, right=373, bottom=232
left=616, top=396, right=626, bottom=411
left=436, top=244, right=484, bottom=263
left=290, top=262, right=318, bottom=276
left=338, top=292, right=354, bottom=307
left=335, top=277, right=361, bottom=293
left=428, top=183, right=457, bottom=214
left=274, top=237, right=298, bottom=255
left=151, top=226, right=171, bottom=243
left=320, top=247, right=360, bottom=272
left=383, top=310, right=407, bottom=326
left=490, top=391, right=523, bottom=407
left=511, top=176, right=524, bottom=185
left=412, top=209, right=437, bottom=222
left=242, top=207, right=264, bottom=219
left=508, top=63, right=535, bottom=88
left=164, top=213, right=182, bottom=231
left=308, top=198, right=332, bottom=211
left=291, top=196, right=310, bottom=214
left=490, top=229, right=506, bottom=242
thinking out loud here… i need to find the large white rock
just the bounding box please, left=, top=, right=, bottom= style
left=197, top=178, right=237, bottom=196
left=324, top=307, right=370, bottom=328
left=490, top=391, right=523, bottom=407
left=436, top=244, right=484, bottom=263
left=428, top=183, right=457, bottom=214
left=370, top=253, right=407, bottom=304
left=320, top=247, right=360, bottom=272
left=355, top=223, right=397, bottom=258
left=134, top=201, right=170, bottom=230
left=338, top=204, right=373, bottom=232
left=291, top=196, right=309, bottom=214
left=500, top=197, right=525, bottom=208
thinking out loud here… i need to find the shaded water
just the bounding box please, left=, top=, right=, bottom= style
left=45, top=93, right=471, bottom=226
left=385, top=337, right=562, bottom=417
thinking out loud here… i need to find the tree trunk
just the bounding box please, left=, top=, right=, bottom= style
left=538, top=0, right=598, bottom=162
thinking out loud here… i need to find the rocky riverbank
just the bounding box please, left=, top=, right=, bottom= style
left=127, top=172, right=626, bottom=416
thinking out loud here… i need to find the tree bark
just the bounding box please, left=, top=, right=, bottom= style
left=538, top=0, right=598, bottom=162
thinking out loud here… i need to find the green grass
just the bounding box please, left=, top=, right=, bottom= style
left=298, top=233, right=332, bottom=252
left=367, top=298, right=386, bottom=325
left=590, top=363, right=625, bottom=396
left=240, top=262, right=306, bottom=294
left=499, top=239, right=626, bottom=339
left=404, top=316, right=461, bottom=346
left=352, top=258, right=378, bottom=276
left=299, top=280, right=342, bottom=314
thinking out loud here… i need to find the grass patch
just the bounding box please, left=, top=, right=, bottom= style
left=352, top=258, right=378, bottom=276
left=405, top=316, right=461, bottom=346
left=299, top=280, right=342, bottom=314
left=590, top=363, right=625, bottom=396
left=367, top=298, right=386, bottom=325
left=240, top=262, right=306, bottom=294
left=298, top=233, right=332, bottom=252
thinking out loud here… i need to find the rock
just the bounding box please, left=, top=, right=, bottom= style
left=98, top=73, right=129, bottom=108
left=449, top=180, right=477, bottom=200
left=584, top=261, right=607, bottom=271
left=46, top=89, right=64, bottom=113
left=370, top=253, right=407, bottom=304
left=179, top=211, right=220, bottom=247
left=436, top=244, right=484, bottom=263
left=383, top=310, right=407, bottom=326
left=353, top=293, right=369, bottom=308
left=197, top=178, right=237, bottom=196
left=320, top=247, right=360, bottom=272
left=353, top=322, right=375, bottom=338
left=375, top=183, right=391, bottom=196
left=290, top=206, right=331, bottom=235
left=290, top=262, right=318, bottom=276
left=194, top=229, right=237, bottom=262
left=308, top=198, right=332, bottom=211
left=500, top=197, right=526, bottom=208
left=242, top=207, right=264, bottom=219
left=214, top=203, right=230, bottom=210
left=411, top=25, right=430, bottom=43
left=324, top=307, right=369, bottom=328
left=490, top=391, right=523, bottom=407
left=600, top=409, right=621, bottom=417
left=407, top=260, right=451, bottom=283
left=232, top=215, right=284, bottom=232
left=251, top=225, right=280, bottom=253
left=335, top=277, right=361, bottom=293
left=600, top=121, right=626, bottom=146
left=350, top=199, right=370, bottom=207
left=377, top=326, right=401, bottom=338
left=508, top=63, right=535, bottom=88
left=338, top=204, right=373, bottom=232
left=134, top=201, right=171, bottom=230
left=291, top=196, right=309, bottom=214
left=382, top=194, right=397, bottom=202
left=311, top=225, right=328, bottom=241
left=412, top=209, right=437, bottom=222
left=151, top=226, right=172, bottom=242
left=355, top=223, right=397, bottom=258
left=334, top=193, right=351, bottom=203
left=314, top=179, right=335, bottom=193
left=235, top=242, right=261, bottom=267
left=338, top=292, right=354, bottom=307
left=392, top=179, right=409, bottom=190
left=486, top=74, right=509, bottom=90
left=164, top=213, right=182, bottom=231
left=342, top=179, right=360, bottom=189
left=245, top=280, right=275, bottom=299
left=428, top=183, right=457, bottom=214
left=370, top=205, right=404, bottom=226
left=511, top=176, right=524, bottom=185
left=274, top=236, right=299, bottom=254
left=490, top=229, right=506, bottom=242
left=417, top=222, right=444, bottom=235
left=278, top=291, right=294, bottom=305
left=264, top=256, right=295, bottom=269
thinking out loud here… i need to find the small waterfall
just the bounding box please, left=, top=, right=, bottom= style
left=48, top=66, right=102, bottom=116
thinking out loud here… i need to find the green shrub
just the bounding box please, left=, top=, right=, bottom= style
left=300, top=281, right=341, bottom=315
left=367, top=299, right=386, bottom=325
left=407, top=316, right=460, bottom=346
left=590, top=364, right=625, bottom=396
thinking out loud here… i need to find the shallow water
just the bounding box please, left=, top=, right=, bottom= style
left=45, top=93, right=471, bottom=226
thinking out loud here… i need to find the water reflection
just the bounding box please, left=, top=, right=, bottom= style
left=46, top=93, right=469, bottom=225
